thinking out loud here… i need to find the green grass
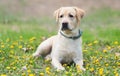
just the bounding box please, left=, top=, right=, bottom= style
left=0, top=8, right=120, bottom=76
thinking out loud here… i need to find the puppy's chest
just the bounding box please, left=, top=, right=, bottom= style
left=62, top=49, right=76, bottom=59
left=59, top=45, right=78, bottom=63
left=58, top=40, right=80, bottom=57
left=60, top=39, right=80, bottom=50
left=53, top=38, right=82, bottom=62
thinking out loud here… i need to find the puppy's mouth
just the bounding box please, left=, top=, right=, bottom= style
left=61, top=26, right=72, bottom=34
left=61, top=29, right=73, bottom=35
left=61, top=22, right=72, bottom=31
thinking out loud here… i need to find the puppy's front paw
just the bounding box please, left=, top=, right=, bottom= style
left=57, top=67, right=65, bottom=71
left=76, top=65, right=86, bottom=71
left=45, top=54, right=52, bottom=61
left=32, top=53, right=40, bottom=57
left=81, top=67, right=86, bottom=71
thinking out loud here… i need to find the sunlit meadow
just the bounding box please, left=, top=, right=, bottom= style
left=0, top=8, right=120, bottom=76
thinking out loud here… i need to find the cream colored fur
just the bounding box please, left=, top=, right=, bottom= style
left=33, top=7, right=85, bottom=71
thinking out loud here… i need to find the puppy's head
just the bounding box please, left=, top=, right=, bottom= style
left=54, top=7, right=85, bottom=33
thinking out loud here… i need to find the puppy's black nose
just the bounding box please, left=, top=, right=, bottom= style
left=62, top=22, right=68, bottom=30
left=62, top=22, right=68, bottom=26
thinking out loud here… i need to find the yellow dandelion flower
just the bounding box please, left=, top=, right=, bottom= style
left=118, top=46, right=120, bottom=48
left=20, top=36, right=23, bottom=39
left=83, top=50, right=88, bottom=52
left=28, top=74, right=35, bottom=76
left=65, top=71, right=69, bottom=75
left=99, top=56, right=103, bottom=60
left=99, top=68, right=104, bottom=75
left=114, top=70, right=119, bottom=76
left=95, top=59, right=99, bottom=62
left=105, top=56, right=108, bottom=58
left=115, top=56, right=119, bottom=60
left=103, top=49, right=107, bottom=53
left=56, top=69, right=61, bottom=72
left=46, top=71, right=51, bottom=75
left=12, top=67, right=16, bottom=70
left=66, top=66, right=70, bottom=69
left=46, top=67, right=51, bottom=75
left=29, top=60, right=33, bottom=64
left=31, top=37, right=36, bottom=40
left=93, top=40, right=99, bottom=44
left=107, top=46, right=111, bottom=50
left=40, top=72, right=44, bottom=76
left=6, top=66, right=10, bottom=70
left=1, top=57, right=5, bottom=60
left=91, top=56, right=96, bottom=59
left=93, top=59, right=99, bottom=65
left=10, top=45, right=14, bottom=49
left=13, top=41, right=18, bottom=45
left=29, top=41, right=33, bottom=43
left=115, top=73, right=119, bottom=76
left=63, top=64, right=67, bottom=67
left=105, top=70, right=110, bottom=75
left=85, top=67, right=89, bottom=70
left=18, top=45, right=22, bottom=49
left=95, top=51, right=98, bottom=54
left=77, top=70, right=82, bottom=74
left=76, top=65, right=81, bottom=70
left=89, top=67, right=94, bottom=72
left=0, top=50, right=2, bottom=53
left=29, top=37, right=36, bottom=43
left=10, top=50, right=14, bottom=54
left=1, top=45, right=5, bottom=48
left=1, top=74, right=7, bottom=76
left=88, top=43, right=92, bottom=46
left=113, top=66, right=116, bottom=69
left=9, top=55, right=13, bottom=58
left=33, top=37, right=36, bottom=40
left=27, top=69, right=31, bottom=73
left=26, top=64, right=28, bottom=66
left=6, top=38, right=10, bottom=42
left=46, top=67, right=50, bottom=71
left=86, top=63, right=90, bottom=67
left=114, top=41, right=119, bottom=45
left=105, top=63, right=109, bottom=67
left=116, top=62, right=120, bottom=66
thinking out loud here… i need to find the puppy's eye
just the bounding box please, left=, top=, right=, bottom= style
left=69, top=14, right=74, bottom=18
left=59, top=15, right=63, bottom=18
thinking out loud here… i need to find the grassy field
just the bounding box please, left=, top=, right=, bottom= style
left=0, top=8, right=120, bottom=76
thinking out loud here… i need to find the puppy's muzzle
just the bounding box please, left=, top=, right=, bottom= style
left=61, top=22, right=69, bottom=30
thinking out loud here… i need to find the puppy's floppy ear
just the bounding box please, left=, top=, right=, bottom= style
left=54, top=8, right=61, bottom=22
left=73, top=7, right=85, bottom=21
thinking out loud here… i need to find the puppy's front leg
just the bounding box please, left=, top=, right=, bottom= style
left=33, top=38, right=53, bottom=57
left=51, top=58, right=65, bottom=70
left=74, top=58, right=86, bottom=71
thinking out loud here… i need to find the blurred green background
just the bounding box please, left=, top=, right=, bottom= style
left=0, top=0, right=120, bottom=42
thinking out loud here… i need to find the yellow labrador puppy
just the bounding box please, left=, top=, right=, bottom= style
left=33, top=7, right=85, bottom=71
